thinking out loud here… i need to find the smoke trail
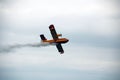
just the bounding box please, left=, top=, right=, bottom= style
left=0, top=42, right=53, bottom=53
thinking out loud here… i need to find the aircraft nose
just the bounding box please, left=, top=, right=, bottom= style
left=66, top=39, right=69, bottom=42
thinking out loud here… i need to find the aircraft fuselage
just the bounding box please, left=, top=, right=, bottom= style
left=42, top=38, right=69, bottom=44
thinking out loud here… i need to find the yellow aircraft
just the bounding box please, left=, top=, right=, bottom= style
left=40, top=24, right=69, bottom=54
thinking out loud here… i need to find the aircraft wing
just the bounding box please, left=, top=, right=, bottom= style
left=49, top=24, right=58, bottom=41
left=56, top=43, right=64, bottom=54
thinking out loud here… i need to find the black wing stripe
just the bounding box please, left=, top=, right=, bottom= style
left=49, top=24, right=58, bottom=40
left=56, top=43, right=64, bottom=54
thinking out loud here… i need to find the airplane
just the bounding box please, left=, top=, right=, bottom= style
left=40, top=24, right=69, bottom=54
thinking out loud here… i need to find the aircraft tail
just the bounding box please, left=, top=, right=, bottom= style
left=40, top=34, right=47, bottom=41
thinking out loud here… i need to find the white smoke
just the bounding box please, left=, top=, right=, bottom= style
left=0, top=42, right=53, bottom=53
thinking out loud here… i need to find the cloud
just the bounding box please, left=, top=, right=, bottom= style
left=1, top=0, right=119, bottom=37
left=0, top=0, right=119, bottom=80
left=0, top=45, right=119, bottom=80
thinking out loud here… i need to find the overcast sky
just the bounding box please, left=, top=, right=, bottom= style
left=0, top=0, right=120, bottom=80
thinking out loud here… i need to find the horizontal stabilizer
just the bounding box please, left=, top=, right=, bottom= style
left=40, top=34, right=47, bottom=40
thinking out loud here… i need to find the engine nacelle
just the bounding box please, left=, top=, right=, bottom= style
left=57, top=34, right=62, bottom=37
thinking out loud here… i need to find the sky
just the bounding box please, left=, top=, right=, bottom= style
left=0, top=0, right=120, bottom=80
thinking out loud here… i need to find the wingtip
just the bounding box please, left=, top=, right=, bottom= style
left=60, top=52, right=64, bottom=54
left=49, top=24, right=54, bottom=28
